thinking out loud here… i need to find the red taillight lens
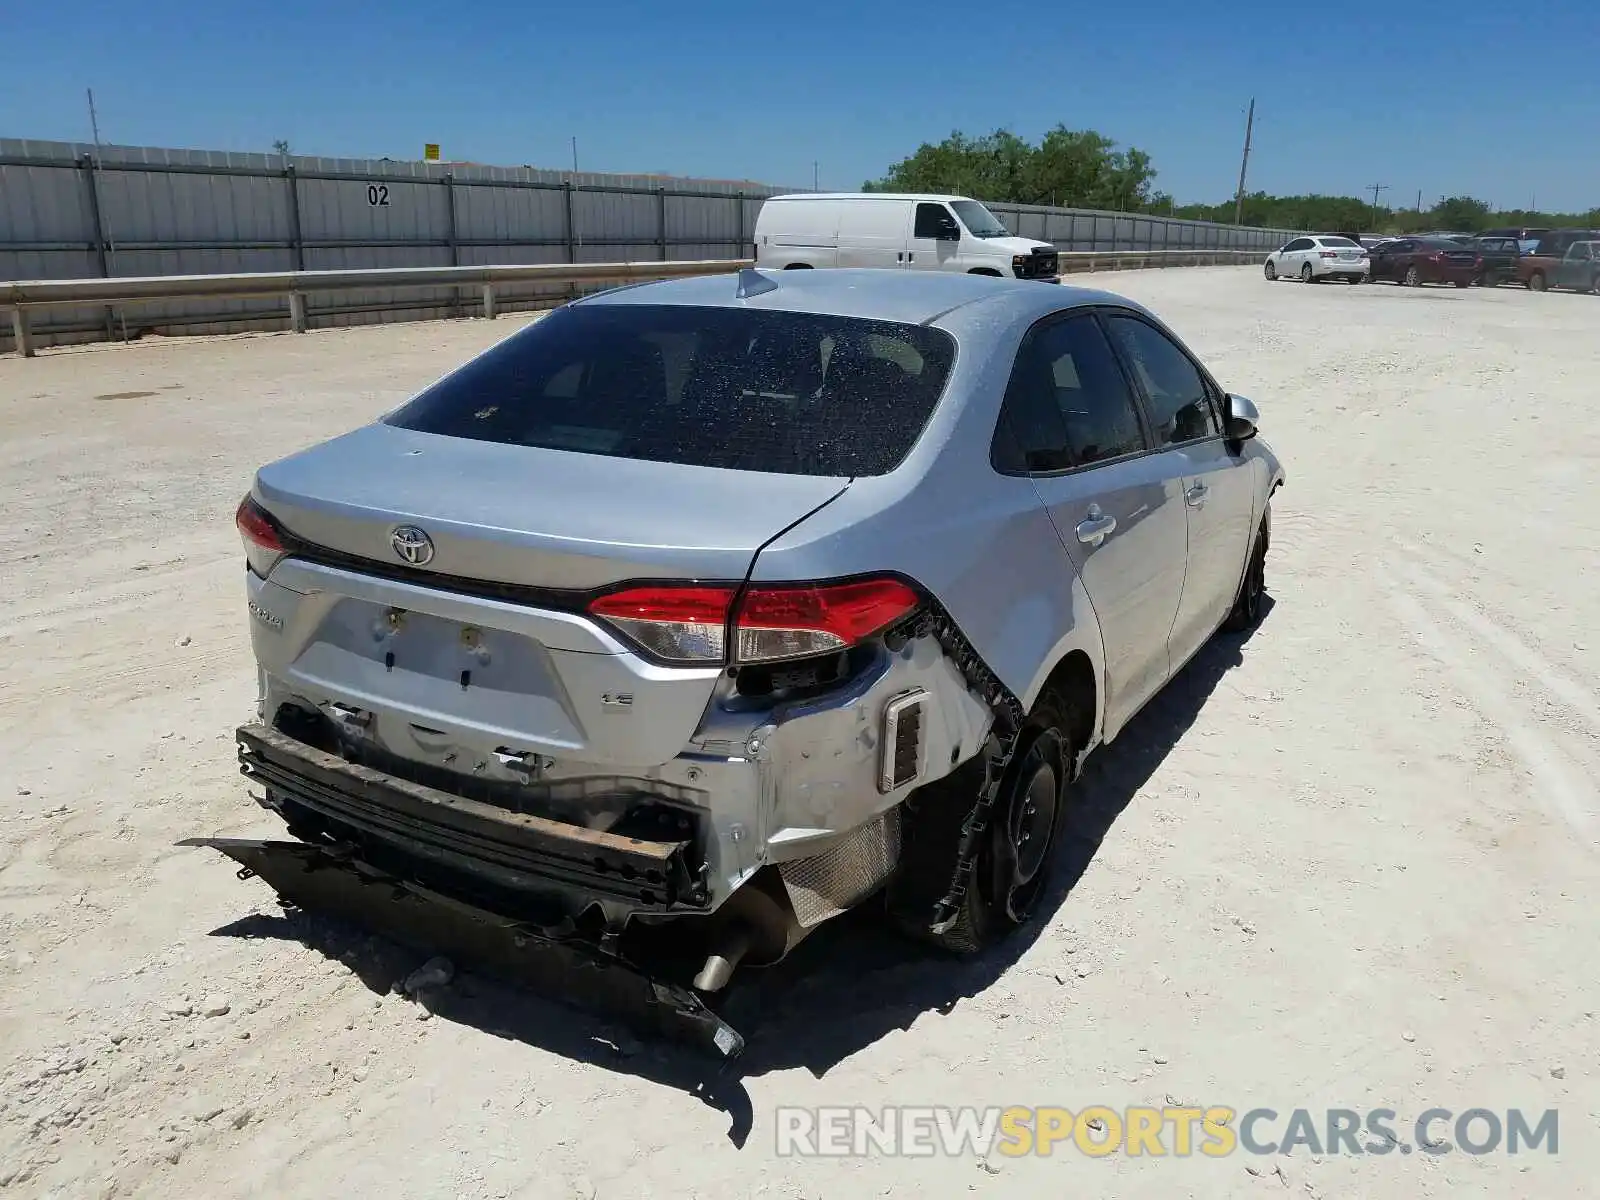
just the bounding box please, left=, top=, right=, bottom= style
left=588, top=577, right=921, bottom=666
left=236, top=494, right=288, bottom=577
left=734, top=578, right=920, bottom=663
left=588, top=585, right=736, bottom=663
left=1319, top=251, right=1337, bottom=259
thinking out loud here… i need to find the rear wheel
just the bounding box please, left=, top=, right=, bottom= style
left=889, top=691, right=1074, bottom=953
left=1528, top=271, right=1547, bottom=292
left=1404, top=265, right=1422, bottom=287
left=1300, top=263, right=1314, bottom=282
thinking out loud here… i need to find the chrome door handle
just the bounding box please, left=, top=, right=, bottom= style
left=1076, top=511, right=1117, bottom=546
left=1185, top=483, right=1209, bottom=507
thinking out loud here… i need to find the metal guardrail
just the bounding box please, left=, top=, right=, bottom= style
left=3, top=250, right=1261, bottom=357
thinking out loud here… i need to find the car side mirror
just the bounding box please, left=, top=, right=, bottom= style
left=1225, top=393, right=1259, bottom=442
left=937, top=220, right=961, bottom=241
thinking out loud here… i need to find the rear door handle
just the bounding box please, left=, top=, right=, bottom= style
left=1076, top=510, right=1117, bottom=546
left=1185, top=483, right=1209, bottom=507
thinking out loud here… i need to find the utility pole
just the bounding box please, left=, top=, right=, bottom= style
left=86, top=88, right=128, bottom=344
left=813, top=161, right=819, bottom=192
left=1232, top=97, right=1255, bottom=226
left=570, top=136, right=579, bottom=175
left=1367, top=183, right=1389, bottom=210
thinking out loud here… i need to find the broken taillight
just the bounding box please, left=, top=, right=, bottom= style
left=235, top=493, right=286, bottom=578
left=588, top=577, right=921, bottom=666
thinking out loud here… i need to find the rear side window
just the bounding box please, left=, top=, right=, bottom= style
left=1103, top=316, right=1221, bottom=447
left=386, top=304, right=956, bottom=477
left=993, top=315, right=1148, bottom=474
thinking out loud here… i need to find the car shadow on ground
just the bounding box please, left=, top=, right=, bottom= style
left=210, top=601, right=1271, bottom=1148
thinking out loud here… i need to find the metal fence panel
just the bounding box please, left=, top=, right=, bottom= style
left=2, top=136, right=1300, bottom=351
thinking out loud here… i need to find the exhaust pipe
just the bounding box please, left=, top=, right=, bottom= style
left=690, top=869, right=806, bottom=993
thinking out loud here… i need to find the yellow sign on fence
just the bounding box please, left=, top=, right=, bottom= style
left=423, top=144, right=440, bottom=162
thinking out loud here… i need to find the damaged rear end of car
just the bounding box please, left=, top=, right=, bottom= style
left=195, top=286, right=1012, bottom=1057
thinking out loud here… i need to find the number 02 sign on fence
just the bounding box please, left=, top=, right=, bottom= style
left=366, top=184, right=390, bottom=207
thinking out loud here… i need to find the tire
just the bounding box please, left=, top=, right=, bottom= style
left=1528, top=271, right=1547, bottom=292
left=1479, top=273, right=1497, bottom=288
left=1404, top=265, right=1422, bottom=287
left=1300, top=263, right=1314, bottom=283
left=889, top=691, right=1074, bottom=954
left=1454, top=279, right=1470, bottom=288
left=1346, top=275, right=1361, bottom=284
left=1264, top=260, right=1277, bottom=281
left=1222, top=517, right=1269, bottom=634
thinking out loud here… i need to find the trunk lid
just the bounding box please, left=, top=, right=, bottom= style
left=255, top=422, right=850, bottom=590
left=248, top=423, right=850, bottom=772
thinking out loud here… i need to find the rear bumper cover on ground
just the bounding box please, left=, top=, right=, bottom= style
left=179, top=836, right=745, bottom=1058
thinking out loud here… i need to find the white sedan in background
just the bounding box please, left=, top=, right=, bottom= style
left=1264, top=235, right=1369, bottom=284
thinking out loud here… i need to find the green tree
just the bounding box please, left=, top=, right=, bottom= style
left=1430, top=195, right=1491, bottom=231
left=865, top=126, right=1160, bottom=211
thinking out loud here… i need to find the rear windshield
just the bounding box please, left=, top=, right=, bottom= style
left=384, top=303, right=957, bottom=477
left=1318, top=236, right=1359, bottom=247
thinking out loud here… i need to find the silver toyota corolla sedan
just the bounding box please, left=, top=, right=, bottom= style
left=207, top=267, right=1285, bottom=1055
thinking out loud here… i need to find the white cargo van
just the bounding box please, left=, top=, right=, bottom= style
left=753, top=193, right=1061, bottom=282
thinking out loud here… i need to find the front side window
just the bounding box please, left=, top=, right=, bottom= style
left=1103, top=316, right=1220, bottom=447
left=914, top=203, right=958, bottom=239
left=386, top=304, right=956, bottom=477
left=993, top=314, right=1147, bottom=474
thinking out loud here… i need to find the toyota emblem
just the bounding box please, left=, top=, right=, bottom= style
left=391, top=525, right=435, bottom=566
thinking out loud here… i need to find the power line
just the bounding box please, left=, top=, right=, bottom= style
left=1366, top=183, right=1389, bottom=210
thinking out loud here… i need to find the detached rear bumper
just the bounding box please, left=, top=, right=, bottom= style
left=180, top=836, right=744, bottom=1058
left=238, top=723, right=710, bottom=914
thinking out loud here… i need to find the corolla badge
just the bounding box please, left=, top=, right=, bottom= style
left=391, top=525, right=435, bottom=566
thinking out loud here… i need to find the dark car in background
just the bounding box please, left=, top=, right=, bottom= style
left=1470, top=236, right=1523, bottom=286
left=1482, top=226, right=1552, bottom=253
left=1367, top=237, right=1482, bottom=288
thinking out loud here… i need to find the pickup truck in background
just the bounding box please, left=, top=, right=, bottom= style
left=1517, top=237, right=1600, bottom=293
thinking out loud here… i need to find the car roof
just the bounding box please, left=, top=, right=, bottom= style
left=578, top=267, right=1144, bottom=329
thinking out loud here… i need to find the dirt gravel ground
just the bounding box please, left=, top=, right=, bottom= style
left=2, top=267, right=1599, bottom=1199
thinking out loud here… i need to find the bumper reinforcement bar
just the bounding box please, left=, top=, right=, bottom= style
left=237, top=723, right=707, bottom=911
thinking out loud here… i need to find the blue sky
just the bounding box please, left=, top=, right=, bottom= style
left=4, top=0, right=1597, bottom=210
